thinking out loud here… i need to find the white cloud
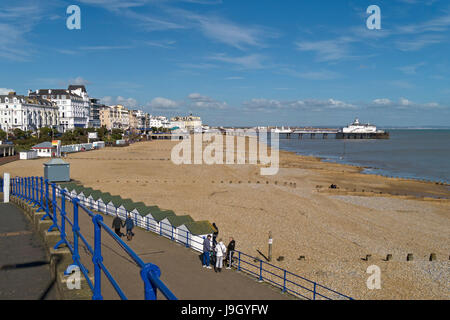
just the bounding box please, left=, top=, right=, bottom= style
left=373, top=98, right=392, bottom=105
left=188, top=93, right=227, bottom=109
left=209, top=53, right=267, bottom=69
left=369, top=98, right=445, bottom=109
left=147, top=97, right=179, bottom=111
left=295, top=38, right=357, bottom=62
left=244, top=98, right=356, bottom=112
left=400, top=97, right=413, bottom=106
left=0, top=88, right=15, bottom=95
left=397, top=62, right=426, bottom=75
left=69, top=77, right=91, bottom=86
left=280, top=68, right=340, bottom=80
left=101, top=96, right=138, bottom=108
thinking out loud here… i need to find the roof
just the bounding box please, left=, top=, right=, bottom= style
left=108, top=196, right=125, bottom=208
left=73, top=185, right=85, bottom=194
left=85, top=190, right=103, bottom=200
left=166, top=215, right=194, bottom=227
left=68, top=85, right=87, bottom=92
left=57, top=182, right=78, bottom=191
left=80, top=187, right=96, bottom=197
left=44, top=158, right=69, bottom=166
left=123, top=201, right=145, bottom=212
left=150, top=210, right=176, bottom=222
left=181, top=221, right=215, bottom=235
left=32, top=142, right=56, bottom=149
left=30, top=89, right=82, bottom=99
left=98, top=192, right=113, bottom=203
left=133, top=205, right=155, bottom=216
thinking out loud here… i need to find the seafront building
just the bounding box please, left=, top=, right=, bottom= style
left=100, top=104, right=130, bottom=130
left=170, top=115, right=202, bottom=131
left=29, top=86, right=90, bottom=131
left=89, top=98, right=104, bottom=128
left=0, top=92, right=59, bottom=132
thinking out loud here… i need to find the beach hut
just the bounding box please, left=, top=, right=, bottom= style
left=105, top=196, right=124, bottom=217
left=177, top=221, right=215, bottom=252
left=152, top=210, right=176, bottom=236
left=56, top=182, right=78, bottom=197
left=85, top=188, right=102, bottom=211
left=97, top=192, right=112, bottom=214
left=117, top=198, right=135, bottom=217
left=121, top=201, right=146, bottom=227
left=70, top=185, right=84, bottom=200
left=159, top=215, right=194, bottom=241
left=132, top=205, right=158, bottom=231
left=86, top=190, right=103, bottom=211
left=78, top=187, right=95, bottom=206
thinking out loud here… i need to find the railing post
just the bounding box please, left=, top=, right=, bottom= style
left=24, top=177, right=29, bottom=200
left=259, top=260, right=263, bottom=282
left=313, top=282, right=317, bottom=300
left=54, top=190, right=67, bottom=249
left=92, top=214, right=104, bottom=300
left=282, top=270, right=287, bottom=293
left=185, top=231, right=190, bottom=248
left=72, top=198, right=80, bottom=266
left=32, top=177, right=38, bottom=206
left=171, top=225, right=174, bottom=241
left=41, top=179, right=51, bottom=220
left=140, top=263, right=161, bottom=300
left=27, top=177, right=32, bottom=202
left=48, top=183, right=58, bottom=232
left=37, top=177, right=45, bottom=212
left=238, top=251, right=241, bottom=271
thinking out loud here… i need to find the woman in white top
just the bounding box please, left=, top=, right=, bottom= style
left=215, top=239, right=227, bottom=272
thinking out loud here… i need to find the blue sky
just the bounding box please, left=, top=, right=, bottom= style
left=1, top=0, right=450, bottom=127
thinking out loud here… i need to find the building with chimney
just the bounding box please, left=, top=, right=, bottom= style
left=29, top=86, right=89, bottom=131
left=0, top=92, right=59, bottom=132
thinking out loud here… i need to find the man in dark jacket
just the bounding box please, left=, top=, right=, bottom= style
left=202, top=235, right=212, bottom=269
left=212, top=223, right=219, bottom=247
left=225, top=237, right=236, bottom=269
left=112, top=215, right=124, bottom=237
left=125, top=214, right=135, bottom=240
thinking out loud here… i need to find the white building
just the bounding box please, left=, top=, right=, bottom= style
left=0, top=92, right=59, bottom=132
left=342, top=118, right=378, bottom=133
left=29, top=85, right=91, bottom=132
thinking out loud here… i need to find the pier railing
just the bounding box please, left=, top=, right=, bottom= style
left=6, top=176, right=177, bottom=300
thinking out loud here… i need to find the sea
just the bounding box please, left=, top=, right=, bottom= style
left=277, top=129, right=450, bottom=184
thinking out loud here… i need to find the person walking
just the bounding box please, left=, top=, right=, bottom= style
left=212, top=223, right=219, bottom=247
left=202, top=235, right=212, bottom=269
left=125, top=213, right=135, bottom=240
left=225, top=237, right=236, bottom=269
left=215, top=239, right=227, bottom=273
left=112, top=214, right=124, bottom=237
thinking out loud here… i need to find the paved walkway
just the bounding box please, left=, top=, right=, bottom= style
left=0, top=201, right=56, bottom=300
left=61, top=200, right=293, bottom=300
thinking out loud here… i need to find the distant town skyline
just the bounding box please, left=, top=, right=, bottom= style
left=1, top=0, right=449, bottom=127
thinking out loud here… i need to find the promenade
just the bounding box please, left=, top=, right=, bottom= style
left=0, top=201, right=56, bottom=299
left=63, top=200, right=293, bottom=300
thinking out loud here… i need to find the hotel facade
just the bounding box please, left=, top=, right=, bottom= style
left=0, top=92, right=59, bottom=132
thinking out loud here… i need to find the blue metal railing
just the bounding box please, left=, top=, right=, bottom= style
left=3, top=176, right=353, bottom=300
left=6, top=176, right=177, bottom=301
left=58, top=181, right=354, bottom=300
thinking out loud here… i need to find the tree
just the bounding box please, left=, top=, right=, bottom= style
left=0, top=129, right=6, bottom=140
